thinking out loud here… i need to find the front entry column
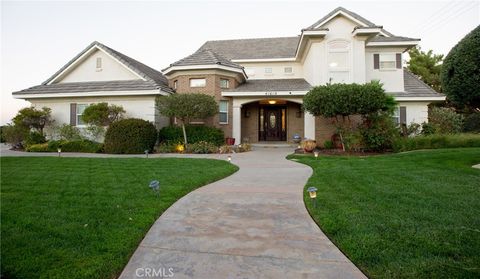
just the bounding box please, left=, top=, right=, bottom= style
left=232, top=105, right=242, bottom=145
left=304, top=111, right=316, bottom=140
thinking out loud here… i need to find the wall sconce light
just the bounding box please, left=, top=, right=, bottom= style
left=307, top=187, right=318, bottom=208
left=268, top=100, right=277, bottom=105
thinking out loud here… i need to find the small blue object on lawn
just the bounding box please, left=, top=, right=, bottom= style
left=149, top=180, right=160, bottom=196
left=307, top=187, right=318, bottom=208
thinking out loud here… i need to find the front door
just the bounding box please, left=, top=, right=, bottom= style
left=259, top=106, right=287, bottom=141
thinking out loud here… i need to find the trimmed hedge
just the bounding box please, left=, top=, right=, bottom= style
left=158, top=125, right=225, bottom=146
left=26, top=140, right=103, bottom=153
left=104, top=118, right=157, bottom=154
left=393, top=133, right=480, bottom=152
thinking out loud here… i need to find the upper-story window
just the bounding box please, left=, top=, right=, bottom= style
left=190, top=78, right=206, bottom=88
left=380, top=54, right=396, bottom=70
left=284, top=67, right=293, bottom=74
left=220, top=79, right=229, bottom=89
left=327, top=40, right=350, bottom=83
left=96, top=57, right=102, bottom=71
left=265, top=68, right=273, bottom=74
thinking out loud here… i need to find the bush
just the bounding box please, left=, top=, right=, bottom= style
left=58, top=124, right=82, bottom=141
left=3, top=124, right=29, bottom=148
left=0, top=126, right=5, bottom=143
left=24, top=131, right=46, bottom=147
left=25, top=140, right=103, bottom=153
left=185, top=141, right=218, bottom=154
left=393, top=133, right=480, bottom=152
left=25, top=143, right=50, bottom=152
left=159, top=125, right=225, bottom=146
left=421, top=122, right=436, bottom=135
left=359, top=113, right=398, bottom=151
left=428, top=107, right=464, bottom=134
left=104, top=118, right=157, bottom=154
left=463, top=113, right=480, bottom=133
left=156, top=143, right=177, bottom=153
left=323, top=140, right=334, bottom=149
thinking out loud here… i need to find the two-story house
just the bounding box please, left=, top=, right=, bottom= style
left=13, top=7, right=445, bottom=145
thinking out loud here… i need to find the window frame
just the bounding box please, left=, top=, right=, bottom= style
left=392, top=106, right=400, bottom=126
left=219, top=78, right=230, bottom=89
left=96, top=57, right=102, bottom=72
left=76, top=104, right=88, bottom=126
left=189, top=78, right=206, bottom=88
left=219, top=100, right=229, bottom=124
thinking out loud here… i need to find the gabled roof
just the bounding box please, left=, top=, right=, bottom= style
left=369, top=36, right=420, bottom=42
left=305, top=6, right=394, bottom=37
left=390, top=69, right=445, bottom=98
left=43, top=41, right=171, bottom=92
left=224, top=78, right=312, bottom=92
left=165, top=49, right=243, bottom=70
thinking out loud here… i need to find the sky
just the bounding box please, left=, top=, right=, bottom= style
left=1, top=0, right=479, bottom=125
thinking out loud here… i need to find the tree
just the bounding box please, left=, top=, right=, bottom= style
left=441, top=25, right=480, bottom=111
left=2, top=124, right=29, bottom=148
left=12, top=107, right=53, bottom=135
left=81, top=102, right=125, bottom=126
left=156, top=93, right=218, bottom=145
left=407, top=46, right=443, bottom=92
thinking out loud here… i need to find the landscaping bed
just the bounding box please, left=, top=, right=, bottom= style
left=0, top=157, right=238, bottom=278
left=290, top=148, right=480, bottom=278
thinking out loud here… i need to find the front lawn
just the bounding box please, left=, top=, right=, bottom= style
left=291, top=148, right=480, bottom=278
left=0, top=157, right=238, bottom=278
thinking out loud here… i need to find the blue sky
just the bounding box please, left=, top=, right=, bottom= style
left=1, top=0, right=479, bottom=124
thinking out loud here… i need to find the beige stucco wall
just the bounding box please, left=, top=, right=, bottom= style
left=58, top=49, right=139, bottom=83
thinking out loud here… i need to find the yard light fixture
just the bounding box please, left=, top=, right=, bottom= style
left=149, top=180, right=160, bottom=197
left=307, top=187, right=318, bottom=208
left=227, top=155, right=232, bottom=163
left=57, top=148, right=61, bottom=157
left=314, top=151, right=319, bottom=158
left=145, top=149, right=149, bottom=158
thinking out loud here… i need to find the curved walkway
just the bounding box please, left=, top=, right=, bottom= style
left=119, top=147, right=366, bottom=279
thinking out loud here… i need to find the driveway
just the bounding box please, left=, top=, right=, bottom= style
left=119, top=147, right=366, bottom=278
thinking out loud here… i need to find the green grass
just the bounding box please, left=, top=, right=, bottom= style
left=1, top=157, right=238, bottom=279
left=290, top=148, right=480, bottom=278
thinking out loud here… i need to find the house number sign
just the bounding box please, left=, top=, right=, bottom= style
left=265, top=92, right=277, bottom=95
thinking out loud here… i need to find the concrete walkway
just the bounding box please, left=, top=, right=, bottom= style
left=118, top=147, right=366, bottom=279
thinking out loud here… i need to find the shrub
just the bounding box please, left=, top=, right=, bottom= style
left=156, top=143, right=177, bottom=153
left=159, top=125, right=225, bottom=146
left=81, top=102, right=125, bottom=126
left=323, top=140, right=334, bottom=149
left=3, top=124, right=29, bottom=148
left=393, top=133, right=480, bottom=152
left=421, top=122, right=436, bottom=135
left=0, top=126, right=5, bottom=143
left=25, top=140, right=103, bottom=153
left=185, top=141, right=218, bottom=154
left=301, top=139, right=317, bottom=152
left=24, top=131, right=46, bottom=147
left=237, top=143, right=252, bottom=153
left=104, top=118, right=157, bottom=154
left=359, top=113, right=398, bottom=151
left=25, top=143, right=50, bottom=152
left=58, top=124, right=82, bottom=141
left=463, top=113, right=480, bottom=133
left=428, top=107, right=464, bottom=134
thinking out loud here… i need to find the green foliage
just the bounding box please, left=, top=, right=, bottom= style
left=428, top=107, right=464, bottom=134
left=323, top=140, right=334, bottom=149
left=2, top=124, right=29, bottom=147
left=156, top=143, right=177, bottom=153
left=81, top=102, right=125, bottom=126
left=421, top=122, right=436, bottom=135
left=158, top=125, right=225, bottom=146
left=185, top=141, right=218, bottom=154
left=12, top=106, right=53, bottom=134
left=393, top=133, right=480, bottom=152
left=24, top=131, right=47, bottom=147
left=25, top=140, right=103, bottom=153
left=156, top=93, right=218, bottom=144
left=0, top=126, right=5, bottom=143
left=463, top=113, right=480, bottom=133
left=85, top=125, right=105, bottom=142
left=104, top=118, right=157, bottom=154
left=359, top=112, right=399, bottom=151
left=303, top=81, right=394, bottom=118
left=441, top=25, right=480, bottom=110
left=407, top=47, right=443, bottom=92
left=58, top=124, right=82, bottom=141
left=24, top=143, right=50, bottom=152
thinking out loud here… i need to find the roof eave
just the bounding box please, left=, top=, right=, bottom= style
left=162, top=64, right=247, bottom=79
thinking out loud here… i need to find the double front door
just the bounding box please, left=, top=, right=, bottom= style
left=259, top=106, right=287, bottom=141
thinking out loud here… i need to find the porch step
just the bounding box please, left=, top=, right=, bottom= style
left=251, top=142, right=298, bottom=148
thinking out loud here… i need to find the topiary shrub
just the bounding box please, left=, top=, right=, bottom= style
left=104, top=118, right=157, bottom=154
left=158, top=125, right=225, bottom=146
left=463, top=113, right=480, bottom=133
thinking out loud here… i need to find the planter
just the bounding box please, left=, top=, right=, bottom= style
left=225, top=137, right=235, bottom=146
left=301, top=139, right=316, bottom=153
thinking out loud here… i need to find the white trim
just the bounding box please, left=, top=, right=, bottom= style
left=366, top=41, right=420, bottom=47
left=219, top=100, right=229, bottom=124
left=47, top=45, right=146, bottom=85
left=352, top=28, right=381, bottom=36
left=302, top=30, right=329, bottom=36
left=394, top=96, right=446, bottom=101
left=222, top=90, right=308, bottom=97
left=231, top=58, right=296, bottom=63
left=14, top=89, right=167, bottom=99
left=312, top=10, right=390, bottom=37
left=163, top=64, right=246, bottom=78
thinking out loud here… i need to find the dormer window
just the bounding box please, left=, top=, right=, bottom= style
left=96, top=57, right=102, bottom=71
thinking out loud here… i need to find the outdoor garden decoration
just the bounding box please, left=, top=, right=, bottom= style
left=307, top=187, right=318, bottom=208
left=149, top=180, right=160, bottom=197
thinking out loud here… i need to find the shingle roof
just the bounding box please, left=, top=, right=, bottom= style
left=224, top=78, right=312, bottom=92
left=305, top=6, right=395, bottom=37
left=389, top=69, right=445, bottom=98
left=15, top=41, right=172, bottom=95
left=369, top=36, right=420, bottom=42
left=165, top=49, right=243, bottom=70
left=198, top=37, right=300, bottom=60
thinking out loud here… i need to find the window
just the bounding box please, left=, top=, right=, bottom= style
left=76, top=104, right=88, bottom=126
left=173, top=80, right=177, bottom=90
left=219, top=100, right=228, bottom=124
left=327, top=40, right=351, bottom=83
left=379, top=54, right=396, bottom=70
left=96, top=57, right=102, bottom=71
left=190, top=78, right=206, bottom=87
left=284, top=67, right=293, bottom=74
left=245, top=68, right=255, bottom=77
left=220, top=79, right=229, bottom=89
left=392, top=107, right=400, bottom=125
left=265, top=68, right=273, bottom=74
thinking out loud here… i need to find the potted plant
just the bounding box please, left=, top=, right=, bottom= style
left=301, top=139, right=316, bottom=153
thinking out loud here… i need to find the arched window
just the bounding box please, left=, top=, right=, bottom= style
left=327, top=40, right=351, bottom=83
